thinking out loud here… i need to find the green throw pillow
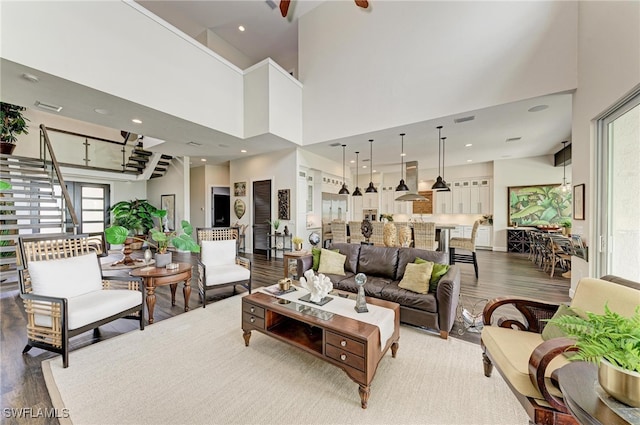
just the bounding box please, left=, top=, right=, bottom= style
left=542, top=304, right=580, bottom=340
left=312, top=247, right=339, bottom=271
left=399, top=262, right=434, bottom=294
left=415, top=258, right=450, bottom=292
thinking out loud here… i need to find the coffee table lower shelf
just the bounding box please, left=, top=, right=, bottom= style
left=242, top=292, right=400, bottom=409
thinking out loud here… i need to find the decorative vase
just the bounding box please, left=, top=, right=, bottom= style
left=0, top=142, right=16, bottom=155
left=121, top=237, right=136, bottom=266
left=294, top=243, right=303, bottom=251
left=383, top=222, right=397, bottom=247
left=598, top=359, right=640, bottom=407
left=155, top=252, right=172, bottom=268
left=398, top=226, right=412, bottom=247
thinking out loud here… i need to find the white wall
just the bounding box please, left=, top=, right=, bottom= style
left=190, top=166, right=206, bottom=229
left=1, top=1, right=244, bottom=138
left=230, top=148, right=297, bottom=252
left=571, top=1, right=640, bottom=292
left=299, top=1, right=578, bottom=144
left=493, top=156, right=570, bottom=251
left=147, top=157, right=190, bottom=230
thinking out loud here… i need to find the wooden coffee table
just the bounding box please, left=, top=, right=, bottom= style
left=242, top=291, right=400, bottom=409
left=130, top=263, right=192, bottom=324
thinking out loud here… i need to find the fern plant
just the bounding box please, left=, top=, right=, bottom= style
left=548, top=305, right=640, bottom=373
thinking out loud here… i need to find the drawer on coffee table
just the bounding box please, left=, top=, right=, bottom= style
left=325, top=344, right=365, bottom=371
left=243, top=312, right=265, bottom=329
left=326, top=331, right=365, bottom=357
left=242, top=302, right=265, bottom=318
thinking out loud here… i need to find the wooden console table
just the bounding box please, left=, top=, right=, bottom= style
left=242, top=291, right=400, bottom=409
left=130, top=263, right=192, bottom=324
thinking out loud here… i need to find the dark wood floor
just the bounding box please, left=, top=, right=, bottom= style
left=0, top=249, right=570, bottom=425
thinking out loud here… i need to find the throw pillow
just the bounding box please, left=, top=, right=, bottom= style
left=317, top=248, right=346, bottom=276
left=415, top=257, right=449, bottom=292
left=542, top=304, right=580, bottom=341
left=399, top=261, right=434, bottom=294
left=312, top=247, right=338, bottom=271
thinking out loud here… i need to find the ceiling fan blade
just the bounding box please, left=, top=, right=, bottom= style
left=354, top=0, right=369, bottom=8
left=280, top=0, right=290, bottom=17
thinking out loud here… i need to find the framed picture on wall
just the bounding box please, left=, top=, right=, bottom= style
left=278, top=189, right=290, bottom=220
left=161, top=194, right=175, bottom=231
left=573, top=184, right=585, bottom=220
left=507, top=184, right=572, bottom=227
left=234, top=182, right=246, bottom=197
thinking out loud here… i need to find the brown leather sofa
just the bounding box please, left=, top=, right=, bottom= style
left=297, top=242, right=461, bottom=338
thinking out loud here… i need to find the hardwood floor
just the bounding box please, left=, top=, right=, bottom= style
left=0, top=249, right=570, bottom=425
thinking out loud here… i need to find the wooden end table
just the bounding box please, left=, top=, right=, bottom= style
left=130, top=263, right=192, bottom=324
left=282, top=250, right=310, bottom=278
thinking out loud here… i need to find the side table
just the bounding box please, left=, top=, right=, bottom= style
left=130, top=263, right=192, bottom=324
left=282, top=250, right=310, bottom=278
left=556, top=362, right=629, bottom=425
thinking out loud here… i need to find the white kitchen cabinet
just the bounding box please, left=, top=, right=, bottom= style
left=476, top=226, right=492, bottom=248
left=435, top=187, right=452, bottom=214
left=452, top=181, right=471, bottom=214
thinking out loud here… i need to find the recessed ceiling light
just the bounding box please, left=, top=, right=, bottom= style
left=372, top=169, right=377, bottom=173
left=240, top=149, right=247, bottom=153
left=238, top=25, right=245, bottom=32
left=528, top=105, right=549, bottom=112
left=201, top=158, right=206, bottom=162
left=465, top=143, right=473, bottom=147
left=350, top=160, right=355, bottom=163
left=132, top=118, right=142, bottom=124
left=362, top=165, right=367, bottom=169
left=94, top=108, right=111, bottom=115
left=454, top=115, right=475, bottom=123
left=400, top=153, right=406, bottom=157
left=22, top=73, right=39, bottom=83
left=34, top=100, right=62, bottom=112
left=467, top=159, right=473, bottom=162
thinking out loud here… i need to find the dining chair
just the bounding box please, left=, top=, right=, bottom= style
left=449, top=220, right=480, bottom=278
left=330, top=221, right=348, bottom=243
left=413, top=222, right=438, bottom=250
left=348, top=221, right=366, bottom=244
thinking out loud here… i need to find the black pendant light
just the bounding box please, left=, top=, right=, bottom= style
left=432, top=126, right=448, bottom=190
left=338, top=144, right=350, bottom=195
left=395, top=133, right=410, bottom=192
left=440, top=136, right=451, bottom=192
left=352, top=151, right=363, bottom=196
left=365, top=139, right=377, bottom=193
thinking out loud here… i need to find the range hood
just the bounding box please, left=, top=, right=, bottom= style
left=396, top=161, right=427, bottom=201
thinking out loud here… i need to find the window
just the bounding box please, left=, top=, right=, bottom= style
left=596, top=89, right=640, bottom=281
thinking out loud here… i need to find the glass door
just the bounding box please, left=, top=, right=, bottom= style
left=596, top=90, right=640, bottom=281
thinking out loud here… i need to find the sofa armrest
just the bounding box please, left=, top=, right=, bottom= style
left=528, top=337, right=578, bottom=413
left=436, top=265, right=461, bottom=336
left=296, top=255, right=313, bottom=279
left=482, top=297, right=560, bottom=332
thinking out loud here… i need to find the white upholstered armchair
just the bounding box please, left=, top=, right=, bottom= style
left=196, top=228, right=251, bottom=307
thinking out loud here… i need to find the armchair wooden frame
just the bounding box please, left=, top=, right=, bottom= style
left=17, top=233, right=145, bottom=368
left=196, top=227, right=251, bottom=307
left=481, top=297, right=579, bottom=425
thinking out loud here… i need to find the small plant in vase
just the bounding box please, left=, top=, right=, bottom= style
left=547, top=305, right=640, bottom=407
left=267, top=219, right=281, bottom=234
left=560, top=218, right=572, bottom=236
left=292, top=236, right=304, bottom=251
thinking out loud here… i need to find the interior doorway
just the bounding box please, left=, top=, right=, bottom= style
left=211, top=187, right=230, bottom=227
left=253, top=180, right=271, bottom=256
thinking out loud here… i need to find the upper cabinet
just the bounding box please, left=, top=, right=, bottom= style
left=436, top=178, right=492, bottom=215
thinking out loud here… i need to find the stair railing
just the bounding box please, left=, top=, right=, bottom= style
left=39, top=124, right=79, bottom=234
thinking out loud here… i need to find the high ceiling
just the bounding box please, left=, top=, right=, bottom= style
left=1, top=1, right=573, bottom=174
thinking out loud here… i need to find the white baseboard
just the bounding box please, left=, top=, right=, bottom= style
left=493, top=246, right=507, bottom=252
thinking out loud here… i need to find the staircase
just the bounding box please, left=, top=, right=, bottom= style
left=124, top=141, right=173, bottom=178
left=0, top=154, right=67, bottom=285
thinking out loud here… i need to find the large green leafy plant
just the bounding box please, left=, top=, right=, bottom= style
left=105, top=220, right=200, bottom=254
left=109, top=199, right=160, bottom=235
left=1, top=102, right=29, bottom=144
left=548, top=305, right=640, bottom=372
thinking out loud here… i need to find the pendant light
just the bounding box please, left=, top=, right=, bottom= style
left=395, top=133, right=426, bottom=201
left=352, top=151, right=363, bottom=196
left=365, top=139, right=377, bottom=193
left=395, top=133, right=410, bottom=192
left=440, top=136, right=451, bottom=192
left=338, top=144, right=350, bottom=195
left=561, top=141, right=570, bottom=192
left=432, top=126, right=448, bottom=190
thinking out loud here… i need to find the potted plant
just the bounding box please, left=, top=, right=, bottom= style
left=292, top=236, right=304, bottom=251
left=105, top=219, right=200, bottom=267
left=548, top=305, right=640, bottom=407
left=560, top=218, right=572, bottom=236
left=267, top=219, right=281, bottom=234
left=109, top=199, right=161, bottom=248
left=1, top=102, right=29, bottom=155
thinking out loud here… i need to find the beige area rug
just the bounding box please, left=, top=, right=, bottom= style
left=43, top=295, right=528, bottom=425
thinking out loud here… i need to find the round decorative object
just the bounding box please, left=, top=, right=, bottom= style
left=361, top=219, right=373, bottom=239
left=355, top=273, right=367, bottom=286
left=308, top=232, right=320, bottom=246
left=233, top=199, right=246, bottom=219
